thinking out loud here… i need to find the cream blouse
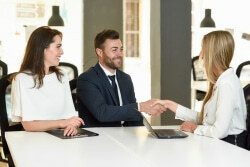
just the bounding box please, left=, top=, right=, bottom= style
left=176, top=68, right=247, bottom=139
left=11, top=72, right=77, bottom=122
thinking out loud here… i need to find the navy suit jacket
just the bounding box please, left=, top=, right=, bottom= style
left=77, top=63, right=143, bottom=127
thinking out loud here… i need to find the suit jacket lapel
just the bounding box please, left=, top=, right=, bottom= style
left=116, top=70, right=124, bottom=105
left=94, top=63, right=120, bottom=106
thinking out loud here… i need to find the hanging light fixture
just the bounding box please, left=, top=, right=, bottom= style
left=48, top=6, right=64, bottom=26
left=200, top=9, right=215, bottom=28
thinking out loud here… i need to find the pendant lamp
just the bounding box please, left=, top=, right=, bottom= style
left=48, top=6, right=64, bottom=26
left=200, top=9, right=215, bottom=28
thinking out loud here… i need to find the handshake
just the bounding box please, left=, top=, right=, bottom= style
left=139, top=99, right=173, bottom=116
left=139, top=99, right=197, bottom=133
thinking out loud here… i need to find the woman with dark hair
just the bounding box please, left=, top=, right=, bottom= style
left=153, top=31, right=247, bottom=148
left=11, top=26, right=84, bottom=136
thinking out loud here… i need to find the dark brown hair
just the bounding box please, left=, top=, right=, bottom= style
left=11, top=26, right=63, bottom=88
left=94, top=29, right=120, bottom=50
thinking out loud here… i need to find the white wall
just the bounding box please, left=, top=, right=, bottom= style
left=0, top=0, right=83, bottom=74
left=192, top=0, right=250, bottom=70
left=124, top=0, right=151, bottom=102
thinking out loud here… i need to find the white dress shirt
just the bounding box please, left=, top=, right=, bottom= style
left=99, top=63, right=123, bottom=106
left=176, top=68, right=247, bottom=139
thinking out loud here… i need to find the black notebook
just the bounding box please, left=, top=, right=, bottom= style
left=46, top=128, right=99, bottom=139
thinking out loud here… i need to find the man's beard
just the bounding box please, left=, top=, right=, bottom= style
left=103, top=53, right=122, bottom=70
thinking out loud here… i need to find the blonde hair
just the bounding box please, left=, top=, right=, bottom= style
left=199, top=30, right=235, bottom=124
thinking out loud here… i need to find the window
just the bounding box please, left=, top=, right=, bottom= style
left=124, top=0, right=139, bottom=57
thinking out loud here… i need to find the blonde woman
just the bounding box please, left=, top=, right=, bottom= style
left=153, top=31, right=247, bottom=148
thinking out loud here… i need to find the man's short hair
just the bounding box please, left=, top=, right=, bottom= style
left=94, top=29, right=120, bottom=49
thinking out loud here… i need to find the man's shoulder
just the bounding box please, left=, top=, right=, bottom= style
left=78, top=67, right=97, bottom=79
left=117, top=69, right=131, bottom=79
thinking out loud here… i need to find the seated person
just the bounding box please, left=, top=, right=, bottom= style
left=11, top=26, right=84, bottom=136
left=77, top=29, right=165, bottom=127
left=153, top=31, right=247, bottom=149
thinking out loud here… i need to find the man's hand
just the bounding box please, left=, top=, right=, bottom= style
left=139, top=99, right=166, bottom=116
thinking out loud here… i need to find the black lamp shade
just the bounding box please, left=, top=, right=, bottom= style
left=48, top=6, right=64, bottom=26
left=200, top=9, right=215, bottom=28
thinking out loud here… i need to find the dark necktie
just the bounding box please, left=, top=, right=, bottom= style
left=108, top=75, right=120, bottom=106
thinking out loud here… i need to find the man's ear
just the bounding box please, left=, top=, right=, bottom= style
left=96, top=48, right=103, bottom=57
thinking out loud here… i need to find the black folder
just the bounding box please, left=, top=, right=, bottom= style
left=46, top=128, right=99, bottom=139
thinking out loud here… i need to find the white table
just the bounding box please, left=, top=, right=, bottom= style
left=5, top=126, right=250, bottom=167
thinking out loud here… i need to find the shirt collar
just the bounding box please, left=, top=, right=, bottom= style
left=99, top=62, right=117, bottom=76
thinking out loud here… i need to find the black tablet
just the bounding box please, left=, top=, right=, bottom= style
left=46, top=128, right=99, bottom=139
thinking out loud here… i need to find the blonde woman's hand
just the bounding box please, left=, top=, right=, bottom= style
left=139, top=99, right=166, bottom=116
left=152, top=100, right=178, bottom=113
left=180, top=121, right=197, bottom=133
left=152, top=100, right=168, bottom=108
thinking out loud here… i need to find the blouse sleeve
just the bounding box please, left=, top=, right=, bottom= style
left=175, top=104, right=199, bottom=124
left=11, top=76, right=22, bottom=122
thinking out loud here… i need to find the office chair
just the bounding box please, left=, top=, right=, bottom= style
left=58, top=62, right=78, bottom=80
left=236, top=61, right=250, bottom=79
left=0, top=60, right=8, bottom=78
left=243, top=84, right=250, bottom=150
left=191, top=56, right=207, bottom=101
left=0, top=73, right=23, bottom=167
left=70, top=78, right=78, bottom=110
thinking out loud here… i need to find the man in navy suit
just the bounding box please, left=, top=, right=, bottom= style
left=77, top=29, right=165, bottom=127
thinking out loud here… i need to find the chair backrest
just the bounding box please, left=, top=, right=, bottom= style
left=236, top=61, right=250, bottom=80
left=69, top=78, right=77, bottom=110
left=0, top=60, right=8, bottom=78
left=243, top=84, right=250, bottom=150
left=191, top=56, right=207, bottom=81
left=0, top=73, right=23, bottom=156
left=58, top=62, right=78, bottom=80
